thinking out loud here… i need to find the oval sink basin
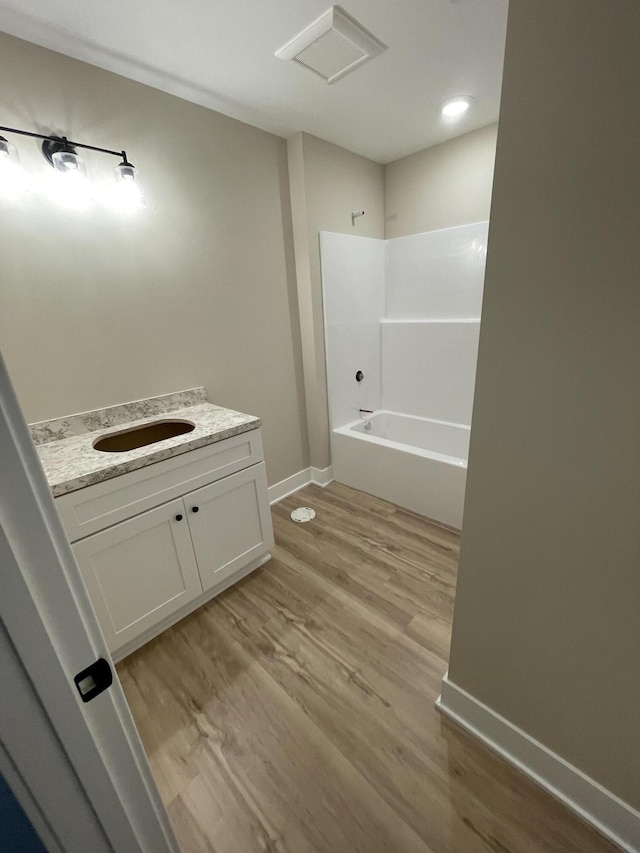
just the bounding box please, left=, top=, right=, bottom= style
left=93, top=419, right=196, bottom=453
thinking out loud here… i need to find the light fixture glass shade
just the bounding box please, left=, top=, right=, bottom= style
left=113, top=162, right=146, bottom=211
left=0, top=136, right=19, bottom=164
left=47, top=150, right=92, bottom=209
left=52, top=149, right=86, bottom=175
left=0, top=136, right=27, bottom=199
left=115, top=162, right=136, bottom=181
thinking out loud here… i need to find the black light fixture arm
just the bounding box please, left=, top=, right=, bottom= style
left=0, top=125, right=130, bottom=165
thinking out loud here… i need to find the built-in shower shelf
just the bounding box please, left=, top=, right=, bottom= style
left=380, top=318, right=481, bottom=324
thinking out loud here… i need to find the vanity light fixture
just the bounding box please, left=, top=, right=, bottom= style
left=441, top=96, right=474, bottom=119
left=0, top=125, right=145, bottom=210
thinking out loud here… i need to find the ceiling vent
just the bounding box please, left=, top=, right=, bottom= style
left=276, top=6, right=387, bottom=84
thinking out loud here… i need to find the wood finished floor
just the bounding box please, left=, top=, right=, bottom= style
left=118, top=482, right=618, bottom=853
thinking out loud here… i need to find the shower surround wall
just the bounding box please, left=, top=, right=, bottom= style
left=321, top=222, right=487, bottom=527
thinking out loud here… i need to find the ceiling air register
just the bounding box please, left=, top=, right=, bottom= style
left=276, top=6, right=387, bottom=84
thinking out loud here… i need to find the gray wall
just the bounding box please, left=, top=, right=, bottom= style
left=385, top=124, right=497, bottom=238
left=0, top=32, right=308, bottom=486
left=448, top=0, right=640, bottom=809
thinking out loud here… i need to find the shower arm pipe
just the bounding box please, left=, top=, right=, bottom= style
left=0, top=125, right=129, bottom=164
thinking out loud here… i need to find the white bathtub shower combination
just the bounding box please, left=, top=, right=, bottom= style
left=321, top=223, right=487, bottom=528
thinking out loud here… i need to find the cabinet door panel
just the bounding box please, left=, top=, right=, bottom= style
left=73, top=499, right=201, bottom=653
left=186, top=463, right=274, bottom=591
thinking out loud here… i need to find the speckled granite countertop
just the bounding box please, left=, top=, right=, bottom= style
left=30, top=388, right=261, bottom=497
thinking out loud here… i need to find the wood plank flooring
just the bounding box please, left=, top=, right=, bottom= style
left=117, top=482, right=618, bottom=853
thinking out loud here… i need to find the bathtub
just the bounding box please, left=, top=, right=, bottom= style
left=331, top=411, right=469, bottom=529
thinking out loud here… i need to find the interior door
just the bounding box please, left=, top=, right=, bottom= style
left=0, top=351, right=179, bottom=853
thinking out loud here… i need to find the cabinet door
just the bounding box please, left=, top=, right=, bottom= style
left=73, top=498, right=202, bottom=654
left=186, top=462, right=274, bottom=591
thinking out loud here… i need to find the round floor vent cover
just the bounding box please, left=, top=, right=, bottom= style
left=291, top=507, right=316, bottom=523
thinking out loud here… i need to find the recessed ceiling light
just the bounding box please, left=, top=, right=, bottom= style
left=441, top=96, right=474, bottom=118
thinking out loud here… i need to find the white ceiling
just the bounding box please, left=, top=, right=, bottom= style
left=0, top=0, right=508, bottom=164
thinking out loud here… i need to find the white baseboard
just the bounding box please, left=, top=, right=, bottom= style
left=437, top=674, right=640, bottom=852
left=268, top=469, right=312, bottom=504
left=311, top=465, right=334, bottom=487
left=268, top=465, right=334, bottom=505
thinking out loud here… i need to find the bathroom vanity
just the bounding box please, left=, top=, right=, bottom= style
left=31, top=388, right=274, bottom=661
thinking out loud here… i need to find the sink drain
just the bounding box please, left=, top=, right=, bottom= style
left=291, top=507, right=316, bottom=523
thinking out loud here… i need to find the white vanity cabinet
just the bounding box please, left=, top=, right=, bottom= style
left=56, top=429, right=273, bottom=660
